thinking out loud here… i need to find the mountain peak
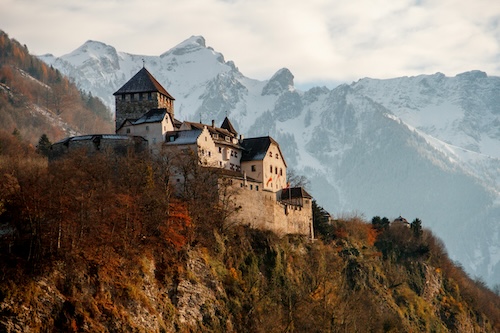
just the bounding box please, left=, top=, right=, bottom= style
left=161, top=35, right=207, bottom=57
left=261, top=68, right=294, bottom=96
left=65, top=40, right=117, bottom=59
left=81, top=40, right=114, bottom=51
left=455, top=70, right=487, bottom=80
left=186, top=35, right=206, bottom=47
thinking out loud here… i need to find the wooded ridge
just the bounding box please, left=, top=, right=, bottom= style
left=0, top=136, right=499, bottom=332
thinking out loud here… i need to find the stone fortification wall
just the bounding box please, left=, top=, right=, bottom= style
left=49, top=135, right=148, bottom=160
left=228, top=184, right=313, bottom=238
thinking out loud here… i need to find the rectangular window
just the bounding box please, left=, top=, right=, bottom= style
left=275, top=167, right=278, bottom=174
left=235, top=152, right=238, bottom=158
left=130, top=93, right=135, bottom=101
left=121, top=94, right=125, bottom=100
left=251, top=165, right=256, bottom=172
left=139, top=93, right=143, bottom=101
left=219, top=147, right=222, bottom=153
left=250, top=184, right=253, bottom=190
left=270, top=165, right=273, bottom=173
left=126, top=128, right=131, bottom=134
left=148, top=92, right=152, bottom=100
left=256, top=185, right=259, bottom=191
left=146, top=126, right=149, bottom=131
left=280, top=168, right=283, bottom=176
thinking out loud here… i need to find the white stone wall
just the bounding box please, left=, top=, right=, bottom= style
left=261, top=142, right=287, bottom=192
left=196, top=127, right=218, bottom=167
left=241, top=160, right=264, bottom=186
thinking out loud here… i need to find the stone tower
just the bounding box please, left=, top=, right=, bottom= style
left=113, top=67, right=175, bottom=131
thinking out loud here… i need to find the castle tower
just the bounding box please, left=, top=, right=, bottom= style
left=113, top=67, right=175, bottom=131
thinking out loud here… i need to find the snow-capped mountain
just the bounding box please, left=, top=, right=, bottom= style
left=39, top=36, right=500, bottom=287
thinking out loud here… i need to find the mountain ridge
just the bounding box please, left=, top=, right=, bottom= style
left=38, top=36, right=500, bottom=287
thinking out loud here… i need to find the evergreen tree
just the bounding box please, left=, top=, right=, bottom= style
left=36, top=133, right=51, bottom=156
left=372, top=216, right=390, bottom=231
left=411, top=218, right=423, bottom=239
left=312, top=200, right=334, bottom=242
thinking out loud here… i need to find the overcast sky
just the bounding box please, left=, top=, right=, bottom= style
left=2, top=0, right=500, bottom=87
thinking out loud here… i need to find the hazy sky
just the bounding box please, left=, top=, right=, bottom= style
left=2, top=0, right=499, bottom=86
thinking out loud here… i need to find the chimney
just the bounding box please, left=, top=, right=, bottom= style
left=211, top=119, right=215, bottom=128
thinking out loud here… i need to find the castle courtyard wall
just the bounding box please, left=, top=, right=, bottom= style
left=228, top=183, right=313, bottom=238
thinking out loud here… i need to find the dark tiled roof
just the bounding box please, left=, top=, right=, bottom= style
left=132, top=108, right=168, bottom=125
left=240, top=136, right=281, bottom=162
left=173, top=118, right=183, bottom=129
left=113, top=67, right=175, bottom=99
left=220, top=117, right=237, bottom=135
left=53, top=134, right=147, bottom=146
left=53, top=134, right=132, bottom=144
left=281, top=187, right=313, bottom=199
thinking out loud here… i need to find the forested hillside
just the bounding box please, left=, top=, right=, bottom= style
left=0, top=30, right=112, bottom=144
left=0, top=135, right=499, bottom=332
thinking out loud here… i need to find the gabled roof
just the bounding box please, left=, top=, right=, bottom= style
left=173, top=118, right=183, bottom=129
left=182, top=121, right=240, bottom=146
left=220, top=117, right=237, bottom=136
left=240, top=136, right=287, bottom=167
left=164, top=129, right=202, bottom=145
left=281, top=187, right=313, bottom=200
left=113, top=67, right=175, bottom=99
left=132, top=108, right=168, bottom=125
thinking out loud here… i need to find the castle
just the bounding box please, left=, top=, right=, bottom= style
left=52, top=67, right=314, bottom=238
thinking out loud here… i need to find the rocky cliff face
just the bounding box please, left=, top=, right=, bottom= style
left=39, top=37, right=500, bottom=287
left=2, top=225, right=499, bottom=333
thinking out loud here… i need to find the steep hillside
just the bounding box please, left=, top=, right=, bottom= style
left=39, top=36, right=500, bottom=287
left=0, top=30, right=113, bottom=144
left=0, top=140, right=499, bottom=332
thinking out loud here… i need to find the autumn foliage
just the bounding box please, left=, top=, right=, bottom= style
left=0, top=135, right=192, bottom=276
left=0, top=30, right=112, bottom=144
